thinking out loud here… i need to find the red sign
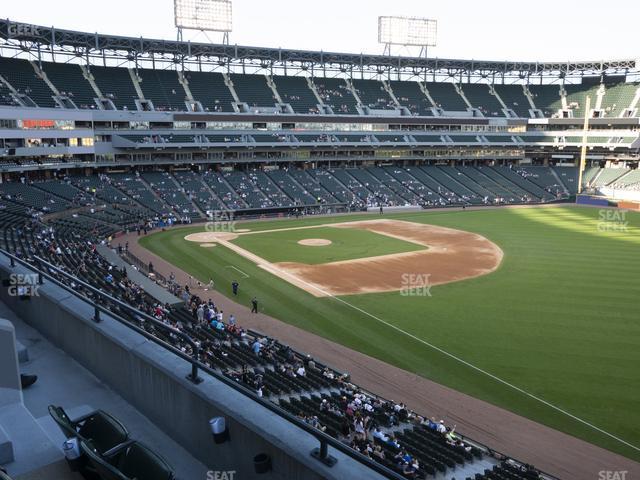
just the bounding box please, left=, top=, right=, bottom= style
left=22, top=119, right=55, bottom=129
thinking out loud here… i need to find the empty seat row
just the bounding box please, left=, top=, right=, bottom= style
left=49, top=405, right=174, bottom=480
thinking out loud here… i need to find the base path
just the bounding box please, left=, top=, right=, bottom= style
left=121, top=221, right=639, bottom=480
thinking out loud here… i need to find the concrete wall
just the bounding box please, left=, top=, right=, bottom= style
left=0, top=318, right=20, bottom=465
left=0, top=256, right=386, bottom=480
left=0, top=319, right=21, bottom=408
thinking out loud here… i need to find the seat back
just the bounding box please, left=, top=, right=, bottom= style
left=80, top=440, right=128, bottom=480
left=117, top=442, right=175, bottom=480
left=77, top=411, right=128, bottom=455
left=48, top=405, right=78, bottom=439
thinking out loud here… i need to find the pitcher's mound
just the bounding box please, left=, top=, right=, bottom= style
left=185, top=232, right=238, bottom=242
left=298, top=238, right=332, bottom=246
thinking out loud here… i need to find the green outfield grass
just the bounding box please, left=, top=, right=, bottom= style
left=139, top=206, right=640, bottom=461
left=230, top=225, right=424, bottom=264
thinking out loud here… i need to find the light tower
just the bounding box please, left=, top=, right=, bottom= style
left=174, top=0, right=233, bottom=44
left=378, top=16, right=437, bottom=58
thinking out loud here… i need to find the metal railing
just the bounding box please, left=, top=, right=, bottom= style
left=1, top=248, right=560, bottom=480
left=0, top=248, right=409, bottom=480
left=120, top=249, right=169, bottom=286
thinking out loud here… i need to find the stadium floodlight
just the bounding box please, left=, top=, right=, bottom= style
left=174, top=0, right=232, bottom=32
left=378, top=16, right=437, bottom=48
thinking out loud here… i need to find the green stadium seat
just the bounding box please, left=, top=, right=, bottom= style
left=48, top=405, right=129, bottom=455
left=80, top=439, right=175, bottom=480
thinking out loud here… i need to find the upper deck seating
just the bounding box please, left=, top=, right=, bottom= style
left=461, top=84, right=504, bottom=117
left=273, top=76, right=319, bottom=114
left=351, top=79, right=396, bottom=110
left=314, top=78, right=359, bottom=115
left=425, top=82, right=467, bottom=111
left=137, top=69, right=186, bottom=111
left=493, top=85, right=531, bottom=118
left=229, top=74, right=277, bottom=108
left=184, top=71, right=235, bottom=112
left=0, top=56, right=56, bottom=108
left=388, top=80, right=434, bottom=116
left=90, top=65, right=139, bottom=110
left=40, top=61, right=97, bottom=109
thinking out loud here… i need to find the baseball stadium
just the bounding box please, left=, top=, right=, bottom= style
left=0, top=2, right=638, bottom=480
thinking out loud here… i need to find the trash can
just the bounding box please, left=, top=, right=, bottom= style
left=209, top=417, right=229, bottom=444
left=253, top=453, right=272, bottom=474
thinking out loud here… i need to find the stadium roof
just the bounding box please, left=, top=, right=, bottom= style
left=1, top=19, right=637, bottom=78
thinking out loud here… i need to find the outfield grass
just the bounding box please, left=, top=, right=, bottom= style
left=230, top=225, right=424, bottom=264
left=139, top=206, right=640, bottom=461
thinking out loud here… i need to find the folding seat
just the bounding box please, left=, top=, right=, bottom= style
left=80, top=440, right=175, bottom=480
left=48, top=405, right=129, bottom=455
left=0, top=469, right=13, bottom=480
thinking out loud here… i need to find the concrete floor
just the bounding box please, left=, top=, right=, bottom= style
left=0, top=300, right=209, bottom=480
left=14, top=460, right=82, bottom=480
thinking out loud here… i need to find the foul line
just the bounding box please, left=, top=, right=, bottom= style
left=225, top=265, right=250, bottom=278
left=225, top=249, right=639, bottom=454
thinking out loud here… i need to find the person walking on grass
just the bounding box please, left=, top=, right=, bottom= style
left=251, top=297, right=258, bottom=314
left=232, top=280, right=239, bottom=296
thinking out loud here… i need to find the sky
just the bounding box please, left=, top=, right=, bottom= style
left=4, top=0, right=640, bottom=62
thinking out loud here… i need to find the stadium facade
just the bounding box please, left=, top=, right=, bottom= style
left=0, top=19, right=638, bottom=205
left=0, top=18, right=639, bottom=480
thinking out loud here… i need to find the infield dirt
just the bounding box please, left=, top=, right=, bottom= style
left=184, top=219, right=503, bottom=297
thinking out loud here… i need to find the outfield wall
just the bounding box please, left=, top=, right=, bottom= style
left=576, top=195, right=611, bottom=207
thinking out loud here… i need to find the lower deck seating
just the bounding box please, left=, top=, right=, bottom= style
left=141, top=171, right=201, bottom=219
left=201, top=171, right=247, bottom=210
left=223, top=171, right=274, bottom=209
left=0, top=168, right=554, bottom=480
left=173, top=170, right=226, bottom=212
left=592, top=168, right=628, bottom=187
left=267, top=169, right=317, bottom=205
left=288, top=170, right=340, bottom=205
